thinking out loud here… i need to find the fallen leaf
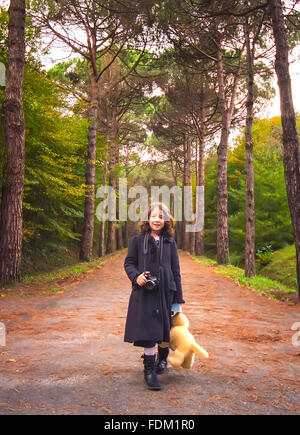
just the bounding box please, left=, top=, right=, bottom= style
left=7, top=359, right=16, bottom=363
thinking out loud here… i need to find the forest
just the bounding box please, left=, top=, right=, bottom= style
left=0, top=0, right=299, bottom=299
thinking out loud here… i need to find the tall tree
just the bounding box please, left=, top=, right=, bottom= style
left=96, top=50, right=151, bottom=254
left=215, top=38, right=244, bottom=264
left=242, top=1, right=274, bottom=278
left=31, top=0, right=148, bottom=261
left=268, top=0, right=300, bottom=298
left=195, top=85, right=206, bottom=256
left=0, top=0, right=26, bottom=285
left=148, top=53, right=218, bottom=253
left=159, top=0, right=246, bottom=263
left=244, top=14, right=256, bottom=277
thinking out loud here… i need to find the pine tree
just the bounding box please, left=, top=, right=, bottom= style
left=269, top=0, right=300, bottom=298
left=0, top=0, right=26, bottom=285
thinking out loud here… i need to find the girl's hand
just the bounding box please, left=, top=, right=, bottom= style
left=136, top=271, right=150, bottom=286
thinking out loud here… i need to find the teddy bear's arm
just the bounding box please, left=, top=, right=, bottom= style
left=191, top=342, right=209, bottom=359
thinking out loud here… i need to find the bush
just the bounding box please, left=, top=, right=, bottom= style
left=259, top=244, right=297, bottom=289
left=256, top=244, right=273, bottom=268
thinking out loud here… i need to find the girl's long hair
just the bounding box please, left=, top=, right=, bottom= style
left=138, top=202, right=175, bottom=238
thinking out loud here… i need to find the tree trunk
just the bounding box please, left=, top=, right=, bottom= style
left=122, top=222, right=128, bottom=248
left=106, top=105, right=118, bottom=254
left=182, top=135, right=191, bottom=251
left=195, top=93, right=206, bottom=256
left=98, top=133, right=109, bottom=257
left=80, top=66, right=98, bottom=261
left=244, top=17, right=256, bottom=277
left=269, top=0, right=300, bottom=298
left=122, top=145, right=130, bottom=248
left=216, top=45, right=230, bottom=265
left=189, top=140, right=195, bottom=255
left=116, top=227, right=123, bottom=250
left=115, top=144, right=123, bottom=250
left=181, top=138, right=186, bottom=250
left=216, top=42, right=243, bottom=264
left=171, top=159, right=182, bottom=248
left=0, top=0, right=26, bottom=285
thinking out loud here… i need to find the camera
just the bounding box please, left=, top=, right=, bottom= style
left=143, top=272, right=160, bottom=290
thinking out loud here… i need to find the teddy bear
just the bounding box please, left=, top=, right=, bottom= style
left=167, top=312, right=208, bottom=369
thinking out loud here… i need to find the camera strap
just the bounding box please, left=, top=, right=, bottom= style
left=143, top=231, right=163, bottom=271
left=143, top=231, right=150, bottom=271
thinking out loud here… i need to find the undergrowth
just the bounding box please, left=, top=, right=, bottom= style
left=193, top=256, right=297, bottom=302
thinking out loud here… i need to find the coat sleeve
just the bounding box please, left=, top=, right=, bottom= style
left=124, top=235, right=141, bottom=284
left=170, top=240, right=185, bottom=304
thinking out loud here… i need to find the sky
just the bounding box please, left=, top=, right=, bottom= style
left=1, top=0, right=299, bottom=119
left=39, top=40, right=299, bottom=156
left=42, top=43, right=299, bottom=120
left=266, top=47, right=300, bottom=118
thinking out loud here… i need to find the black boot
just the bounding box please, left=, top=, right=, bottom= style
left=142, top=354, right=162, bottom=390
left=156, top=346, right=169, bottom=374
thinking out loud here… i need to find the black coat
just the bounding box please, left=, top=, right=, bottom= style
left=124, top=232, right=185, bottom=344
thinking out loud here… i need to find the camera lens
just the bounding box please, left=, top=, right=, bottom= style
left=145, top=280, right=155, bottom=290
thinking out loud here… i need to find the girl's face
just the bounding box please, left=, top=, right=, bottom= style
left=149, top=207, right=165, bottom=234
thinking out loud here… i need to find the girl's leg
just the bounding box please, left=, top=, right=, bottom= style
left=144, top=346, right=156, bottom=356
left=134, top=340, right=161, bottom=390
left=156, top=344, right=169, bottom=374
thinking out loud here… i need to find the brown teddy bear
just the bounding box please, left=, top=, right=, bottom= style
left=167, top=312, right=208, bottom=369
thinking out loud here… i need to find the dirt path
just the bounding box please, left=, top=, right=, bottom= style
left=0, top=252, right=299, bottom=415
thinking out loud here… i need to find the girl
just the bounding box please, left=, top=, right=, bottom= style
left=124, top=202, right=185, bottom=390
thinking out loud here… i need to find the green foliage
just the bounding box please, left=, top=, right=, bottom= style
left=256, top=244, right=273, bottom=268
left=22, top=256, right=105, bottom=284
left=3, top=254, right=106, bottom=297
left=21, top=67, right=88, bottom=242
left=259, top=244, right=297, bottom=289
left=205, top=117, right=297, bottom=262
left=47, top=58, right=89, bottom=86
left=0, top=61, right=89, bottom=261
left=0, top=7, right=8, bottom=59
left=193, top=255, right=297, bottom=300
left=192, top=255, right=217, bottom=266
left=215, top=264, right=296, bottom=299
